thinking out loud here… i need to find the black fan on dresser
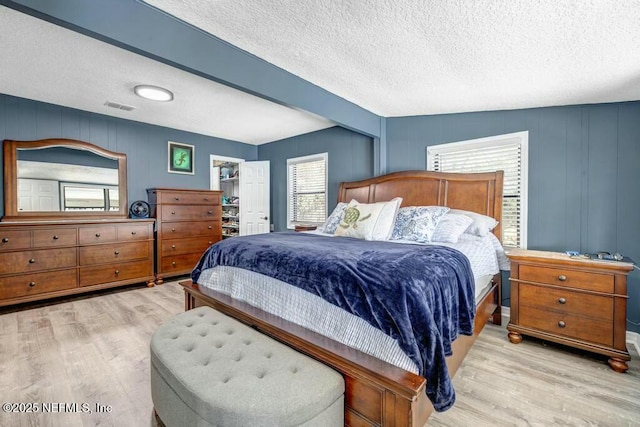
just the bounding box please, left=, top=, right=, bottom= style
left=129, top=200, right=150, bottom=219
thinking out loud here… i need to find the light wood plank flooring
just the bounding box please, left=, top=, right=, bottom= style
left=0, top=280, right=638, bottom=427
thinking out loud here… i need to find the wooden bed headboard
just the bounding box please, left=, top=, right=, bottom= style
left=338, top=170, right=504, bottom=240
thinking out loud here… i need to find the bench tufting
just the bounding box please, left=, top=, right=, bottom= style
left=150, top=306, right=345, bottom=426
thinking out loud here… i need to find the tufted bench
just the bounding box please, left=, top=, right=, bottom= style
left=150, top=306, right=345, bottom=427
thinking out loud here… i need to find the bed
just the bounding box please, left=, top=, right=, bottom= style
left=180, top=170, right=505, bottom=427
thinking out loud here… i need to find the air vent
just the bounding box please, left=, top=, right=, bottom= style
left=104, top=101, right=136, bottom=111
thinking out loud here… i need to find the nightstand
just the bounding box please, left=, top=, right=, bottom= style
left=506, top=249, right=634, bottom=372
left=294, top=224, right=317, bottom=232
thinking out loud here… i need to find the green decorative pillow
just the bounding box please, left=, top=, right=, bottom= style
left=334, top=198, right=402, bottom=240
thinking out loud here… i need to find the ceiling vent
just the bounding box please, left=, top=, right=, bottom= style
left=104, top=101, right=136, bottom=111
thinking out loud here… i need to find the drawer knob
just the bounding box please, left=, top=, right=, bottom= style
left=208, top=211, right=213, bottom=215
left=114, top=270, right=120, bottom=275
left=171, top=228, right=176, bottom=232
left=204, top=197, right=209, bottom=201
left=558, top=275, right=567, bottom=281
left=53, top=235, right=59, bottom=240
left=558, top=297, right=567, bottom=304
left=131, top=231, right=137, bottom=235
left=29, top=258, right=36, bottom=264
left=29, top=281, right=36, bottom=287
left=95, top=233, right=101, bottom=238
left=2, top=237, right=8, bottom=243
left=208, top=241, right=212, bottom=245
left=114, top=250, right=120, bottom=255
left=172, top=261, right=176, bottom=266
left=174, top=197, right=180, bottom=200
left=208, top=226, right=212, bottom=229
left=171, top=245, right=176, bottom=249
left=171, top=211, right=176, bottom=215
left=558, top=320, right=566, bottom=328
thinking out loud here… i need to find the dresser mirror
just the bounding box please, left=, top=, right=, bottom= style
left=2, top=138, right=128, bottom=221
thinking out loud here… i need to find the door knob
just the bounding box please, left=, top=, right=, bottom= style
left=261, top=216, right=268, bottom=220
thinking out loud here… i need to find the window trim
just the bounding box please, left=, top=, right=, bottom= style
left=286, top=152, right=328, bottom=230
left=426, top=131, right=528, bottom=249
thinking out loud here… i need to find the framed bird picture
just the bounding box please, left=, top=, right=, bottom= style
left=168, top=141, right=194, bottom=175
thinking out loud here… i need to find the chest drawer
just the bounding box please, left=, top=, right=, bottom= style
left=160, top=236, right=217, bottom=257
left=0, top=230, right=31, bottom=251
left=116, top=223, right=151, bottom=241
left=158, top=191, right=220, bottom=205
left=519, top=283, right=613, bottom=321
left=519, top=305, right=613, bottom=347
left=519, top=264, right=613, bottom=293
left=79, top=259, right=153, bottom=287
left=160, top=252, right=202, bottom=273
left=32, top=228, right=77, bottom=248
left=0, top=248, right=77, bottom=275
left=79, top=241, right=151, bottom=266
left=160, top=221, right=220, bottom=237
left=160, top=205, right=221, bottom=221
left=79, top=225, right=117, bottom=245
left=0, top=269, right=77, bottom=299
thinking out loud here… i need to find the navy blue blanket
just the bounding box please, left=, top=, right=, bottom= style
left=192, top=232, right=475, bottom=411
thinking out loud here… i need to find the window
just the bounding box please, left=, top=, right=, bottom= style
left=287, top=153, right=328, bottom=229
left=426, top=131, right=528, bottom=248
left=60, top=182, right=119, bottom=211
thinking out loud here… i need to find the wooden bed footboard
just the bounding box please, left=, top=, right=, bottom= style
left=180, top=274, right=501, bottom=427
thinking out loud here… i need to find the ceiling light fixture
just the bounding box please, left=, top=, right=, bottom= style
left=133, top=85, right=174, bottom=102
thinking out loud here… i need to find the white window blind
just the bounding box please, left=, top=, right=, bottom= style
left=287, top=153, right=328, bottom=228
left=427, top=131, right=528, bottom=248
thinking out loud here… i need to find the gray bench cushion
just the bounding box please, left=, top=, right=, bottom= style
left=151, top=306, right=344, bottom=426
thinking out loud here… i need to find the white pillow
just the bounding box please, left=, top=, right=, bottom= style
left=431, top=213, right=474, bottom=243
left=450, top=209, right=498, bottom=237
left=319, top=202, right=347, bottom=234
left=334, top=198, right=402, bottom=240
left=390, top=206, right=450, bottom=242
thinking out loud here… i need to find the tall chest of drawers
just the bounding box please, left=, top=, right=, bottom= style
left=147, top=188, right=223, bottom=284
left=506, top=249, right=634, bottom=372
left=0, top=220, right=155, bottom=307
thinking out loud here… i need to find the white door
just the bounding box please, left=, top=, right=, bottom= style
left=18, top=178, right=60, bottom=211
left=239, top=161, right=270, bottom=235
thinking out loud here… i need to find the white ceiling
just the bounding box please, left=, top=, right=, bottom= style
left=2, top=2, right=639, bottom=146
left=145, top=0, right=640, bottom=116
left=0, top=6, right=334, bottom=145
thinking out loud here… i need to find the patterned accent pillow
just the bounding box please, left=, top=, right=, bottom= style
left=450, top=209, right=499, bottom=237
left=431, top=213, right=474, bottom=243
left=319, top=202, right=348, bottom=234
left=390, top=206, right=451, bottom=242
left=334, top=198, right=402, bottom=240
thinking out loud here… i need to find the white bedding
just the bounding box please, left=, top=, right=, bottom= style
left=196, top=232, right=508, bottom=373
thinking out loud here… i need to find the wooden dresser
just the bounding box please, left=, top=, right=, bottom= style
left=0, top=219, right=155, bottom=307
left=147, top=188, right=222, bottom=284
left=507, top=249, right=634, bottom=372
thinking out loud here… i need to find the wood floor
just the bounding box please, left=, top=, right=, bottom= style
left=0, top=280, right=638, bottom=427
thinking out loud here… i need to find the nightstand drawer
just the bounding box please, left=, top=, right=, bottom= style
left=519, top=264, right=613, bottom=293
left=519, top=284, right=613, bottom=321
left=519, top=306, right=613, bottom=347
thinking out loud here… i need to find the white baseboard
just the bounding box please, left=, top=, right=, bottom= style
left=498, top=306, right=640, bottom=358
left=627, top=331, right=640, bottom=357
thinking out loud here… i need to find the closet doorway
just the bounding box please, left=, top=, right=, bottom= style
left=210, top=155, right=270, bottom=236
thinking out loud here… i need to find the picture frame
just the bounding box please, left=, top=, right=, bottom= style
left=168, top=141, right=194, bottom=175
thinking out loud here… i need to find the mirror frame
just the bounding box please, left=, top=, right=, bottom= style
left=2, top=138, right=128, bottom=221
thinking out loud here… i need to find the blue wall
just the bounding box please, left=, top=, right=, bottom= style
left=0, top=94, right=257, bottom=216
left=258, top=126, right=374, bottom=232
left=386, top=101, right=640, bottom=333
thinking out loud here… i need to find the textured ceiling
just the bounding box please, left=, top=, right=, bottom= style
left=145, top=0, right=640, bottom=116
left=0, top=6, right=334, bottom=145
